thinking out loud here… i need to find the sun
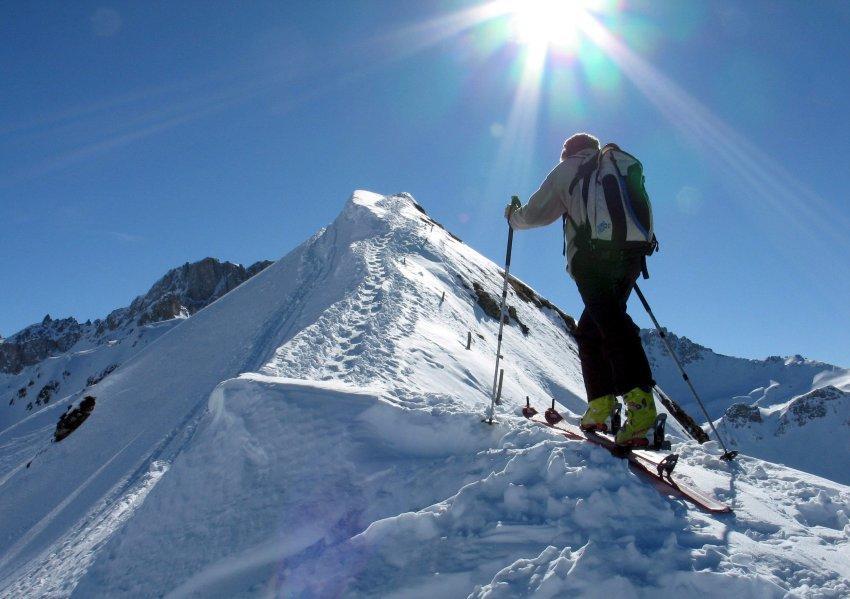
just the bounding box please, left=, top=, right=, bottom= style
left=508, top=0, right=587, bottom=50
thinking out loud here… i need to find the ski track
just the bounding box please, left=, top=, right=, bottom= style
left=0, top=461, right=168, bottom=598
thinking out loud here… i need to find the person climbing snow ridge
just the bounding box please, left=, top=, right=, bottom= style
left=506, top=133, right=659, bottom=447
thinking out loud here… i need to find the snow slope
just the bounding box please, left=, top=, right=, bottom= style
left=1, top=192, right=848, bottom=597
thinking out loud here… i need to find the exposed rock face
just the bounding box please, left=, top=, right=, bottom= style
left=724, top=403, right=763, bottom=425
left=0, top=258, right=273, bottom=374
left=105, top=258, right=274, bottom=329
left=508, top=275, right=576, bottom=335
left=777, top=386, right=847, bottom=433
left=470, top=281, right=529, bottom=335
left=0, top=316, right=83, bottom=374
left=641, top=328, right=705, bottom=366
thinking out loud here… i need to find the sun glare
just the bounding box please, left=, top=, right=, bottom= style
left=509, top=0, right=586, bottom=50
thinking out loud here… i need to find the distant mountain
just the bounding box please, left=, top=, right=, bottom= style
left=0, top=315, right=85, bottom=375
left=641, top=328, right=849, bottom=420
left=719, top=385, right=850, bottom=483
left=642, top=328, right=850, bottom=484
left=0, top=258, right=271, bottom=428
left=103, top=257, right=273, bottom=331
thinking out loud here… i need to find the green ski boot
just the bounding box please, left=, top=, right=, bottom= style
left=615, top=387, right=657, bottom=447
left=580, top=394, right=616, bottom=432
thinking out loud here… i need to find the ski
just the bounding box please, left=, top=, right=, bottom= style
left=522, top=400, right=732, bottom=514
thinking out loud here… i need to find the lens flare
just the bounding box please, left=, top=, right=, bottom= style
left=509, top=0, right=585, bottom=51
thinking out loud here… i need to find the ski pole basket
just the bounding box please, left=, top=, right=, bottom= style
left=544, top=398, right=563, bottom=425
left=522, top=396, right=537, bottom=418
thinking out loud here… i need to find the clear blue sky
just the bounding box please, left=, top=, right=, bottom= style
left=2, top=1, right=849, bottom=367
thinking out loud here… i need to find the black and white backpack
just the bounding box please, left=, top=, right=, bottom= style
left=563, top=143, right=658, bottom=276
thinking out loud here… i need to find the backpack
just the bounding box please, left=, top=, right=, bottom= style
left=563, top=143, right=659, bottom=278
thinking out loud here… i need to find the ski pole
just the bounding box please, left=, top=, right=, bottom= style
left=633, top=283, right=738, bottom=461
left=485, top=196, right=521, bottom=424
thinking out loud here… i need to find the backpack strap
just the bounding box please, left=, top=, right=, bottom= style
left=568, top=151, right=598, bottom=197
left=563, top=151, right=599, bottom=255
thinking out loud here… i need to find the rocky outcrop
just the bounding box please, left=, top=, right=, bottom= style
left=0, top=316, right=83, bottom=374
left=507, top=275, right=576, bottom=335
left=777, top=386, right=847, bottom=433
left=640, top=329, right=705, bottom=366
left=104, top=258, right=274, bottom=329
left=724, top=403, right=763, bottom=426
left=470, top=281, right=529, bottom=335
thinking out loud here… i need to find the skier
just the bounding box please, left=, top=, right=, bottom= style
left=505, top=133, right=657, bottom=447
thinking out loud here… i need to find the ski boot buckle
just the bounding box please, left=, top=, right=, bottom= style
left=650, top=414, right=672, bottom=451
left=610, top=403, right=622, bottom=436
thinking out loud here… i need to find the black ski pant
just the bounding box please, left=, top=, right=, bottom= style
left=571, top=251, right=654, bottom=401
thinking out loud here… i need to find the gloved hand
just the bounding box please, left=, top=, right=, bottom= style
left=504, top=196, right=522, bottom=221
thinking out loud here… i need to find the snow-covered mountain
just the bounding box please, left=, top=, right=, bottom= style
left=718, top=385, right=850, bottom=484
left=0, top=192, right=847, bottom=597
left=642, top=330, right=850, bottom=484
left=0, top=257, right=271, bottom=431
left=642, top=329, right=849, bottom=420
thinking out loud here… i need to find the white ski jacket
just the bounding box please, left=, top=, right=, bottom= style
left=509, top=148, right=597, bottom=276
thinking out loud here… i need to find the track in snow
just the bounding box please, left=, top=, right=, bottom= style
left=263, top=223, right=421, bottom=395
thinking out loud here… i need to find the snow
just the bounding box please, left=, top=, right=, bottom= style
left=1, top=191, right=848, bottom=597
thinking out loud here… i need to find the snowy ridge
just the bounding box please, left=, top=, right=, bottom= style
left=1, top=192, right=848, bottom=597
left=642, top=329, right=850, bottom=485
left=642, top=329, right=849, bottom=420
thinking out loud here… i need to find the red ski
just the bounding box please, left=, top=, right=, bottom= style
left=522, top=401, right=732, bottom=514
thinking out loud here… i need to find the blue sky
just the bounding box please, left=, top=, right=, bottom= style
left=2, top=1, right=849, bottom=367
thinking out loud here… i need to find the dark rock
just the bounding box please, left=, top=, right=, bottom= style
left=0, top=317, right=82, bottom=374
left=86, top=363, right=119, bottom=387
left=471, top=282, right=528, bottom=336
left=114, top=257, right=273, bottom=328
left=246, top=260, right=273, bottom=278
left=507, top=306, right=529, bottom=335
left=641, top=329, right=705, bottom=366
left=37, top=380, right=60, bottom=405
left=472, top=282, right=501, bottom=320
left=778, top=386, right=845, bottom=433
left=508, top=276, right=576, bottom=335
left=54, top=396, right=96, bottom=442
